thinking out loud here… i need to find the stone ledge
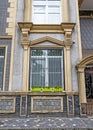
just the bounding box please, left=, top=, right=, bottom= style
left=0, top=91, right=78, bottom=96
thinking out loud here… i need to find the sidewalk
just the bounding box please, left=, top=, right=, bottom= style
left=0, top=117, right=93, bottom=129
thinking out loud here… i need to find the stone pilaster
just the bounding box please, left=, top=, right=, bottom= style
left=77, top=68, right=87, bottom=104
left=62, top=0, right=70, bottom=22
left=62, top=23, right=75, bottom=92
left=24, top=0, right=31, bottom=22
left=22, top=44, right=29, bottom=91
left=18, top=23, right=32, bottom=91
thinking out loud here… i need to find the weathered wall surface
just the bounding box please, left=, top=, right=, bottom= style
left=12, top=0, right=79, bottom=92
left=0, top=0, right=10, bottom=35
left=12, top=0, right=24, bottom=91
left=70, top=0, right=79, bottom=91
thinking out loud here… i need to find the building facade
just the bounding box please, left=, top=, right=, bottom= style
left=0, top=0, right=93, bottom=117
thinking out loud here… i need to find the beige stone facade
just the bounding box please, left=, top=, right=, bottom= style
left=0, top=0, right=93, bottom=117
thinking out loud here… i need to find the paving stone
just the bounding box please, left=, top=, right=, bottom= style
left=0, top=117, right=93, bottom=129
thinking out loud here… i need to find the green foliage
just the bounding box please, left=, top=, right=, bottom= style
left=30, top=86, right=63, bottom=92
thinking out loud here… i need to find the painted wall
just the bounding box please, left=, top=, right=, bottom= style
left=12, top=0, right=24, bottom=91
left=12, top=0, right=79, bottom=91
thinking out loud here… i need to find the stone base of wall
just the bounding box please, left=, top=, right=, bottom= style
left=0, top=94, right=80, bottom=117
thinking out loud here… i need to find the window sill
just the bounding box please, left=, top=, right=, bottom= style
left=28, top=91, right=66, bottom=96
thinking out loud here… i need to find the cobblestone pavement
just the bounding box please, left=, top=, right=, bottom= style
left=0, top=117, right=93, bottom=129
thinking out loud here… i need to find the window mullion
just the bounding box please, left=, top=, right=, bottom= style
left=45, top=51, right=48, bottom=87
left=61, top=53, right=64, bottom=89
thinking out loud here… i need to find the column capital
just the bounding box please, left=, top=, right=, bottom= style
left=64, top=40, right=74, bottom=47
left=77, top=67, right=85, bottom=73
left=18, top=22, right=32, bottom=46
left=61, top=23, right=75, bottom=40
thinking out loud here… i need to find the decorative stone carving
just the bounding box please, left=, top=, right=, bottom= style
left=31, top=96, right=63, bottom=113
left=0, top=97, right=15, bottom=113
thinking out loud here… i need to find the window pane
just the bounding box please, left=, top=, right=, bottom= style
left=31, top=58, right=45, bottom=73
left=49, top=73, right=62, bottom=86
left=48, top=14, right=60, bottom=24
left=30, top=58, right=46, bottom=87
left=48, top=58, right=61, bottom=72
left=48, top=58, right=62, bottom=87
left=32, top=0, right=61, bottom=24
left=30, top=49, right=64, bottom=89
left=48, top=1, right=60, bottom=6
left=31, top=49, right=46, bottom=56
left=31, top=73, right=45, bottom=87
left=48, top=6, right=60, bottom=13
left=48, top=49, right=62, bottom=56
left=33, top=6, right=45, bottom=13
left=0, top=48, right=5, bottom=91
left=33, top=13, right=46, bottom=24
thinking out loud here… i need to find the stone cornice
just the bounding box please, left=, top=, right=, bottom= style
left=0, top=91, right=79, bottom=96
left=18, top=22, right=75, bottom=33
left=18, top=22, right=76, bottom=47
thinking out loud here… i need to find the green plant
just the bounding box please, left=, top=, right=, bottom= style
left=30, top=86, right=64, bottom=92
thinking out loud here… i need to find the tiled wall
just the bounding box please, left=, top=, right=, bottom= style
left=0, top=0, right=10, bottom=35
left=80, top=18, right=93, bottom=56
left=0, top=95, right=80, bottom=117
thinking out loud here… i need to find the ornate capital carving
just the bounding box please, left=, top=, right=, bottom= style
left=77, top=67, right=85, bottom=73
left=18, top=22, right=32, bottom=47
left=61, top=23, right=75, bottom=40
left=64, top=39, right=74, bottom=47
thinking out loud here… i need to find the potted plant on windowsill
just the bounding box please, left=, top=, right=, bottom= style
left=30, top=86, right=64, bottom=92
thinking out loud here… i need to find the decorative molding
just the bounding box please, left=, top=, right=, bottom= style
left=0, top=91, right=79, bottom=96
left=18, top=22, right=32, bottom=46
left=76, top=55, right=93, bottom=69
left=0, top=97, right=16, bottom=113
left=61, top=23, right=75, bottom=40
left=6, top=0, right=16, bottom=35
left=18, top=22, right=76, bottom=33
left=18, top=22, right=76, bottom=93
left=30, top=36, right=64, bottom=47
left=31, top=96, right=63, bottom=113
left=0, top=35, right=12, bottom=39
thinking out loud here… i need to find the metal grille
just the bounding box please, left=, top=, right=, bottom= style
left=86, top=102, right=93, bottom=116
left=29, top=48, right=64, bottom=89
left=0, top=48, right=5, bottom=91
left=84, top=65, right=93, bottom=116
left=85, top=66, right=93, bottom=99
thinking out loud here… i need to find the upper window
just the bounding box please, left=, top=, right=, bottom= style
left=29, top=48, right=64, bottom=90
left=0, top=48, right=5, bottom=91
left=32, top=0, right=61, bottom=24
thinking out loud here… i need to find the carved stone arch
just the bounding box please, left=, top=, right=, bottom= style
left=76, top=55, right=93, bottom=105
left=30, top=36, right=64, bottom=46
left=77, top=55, right=93, bottom=68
